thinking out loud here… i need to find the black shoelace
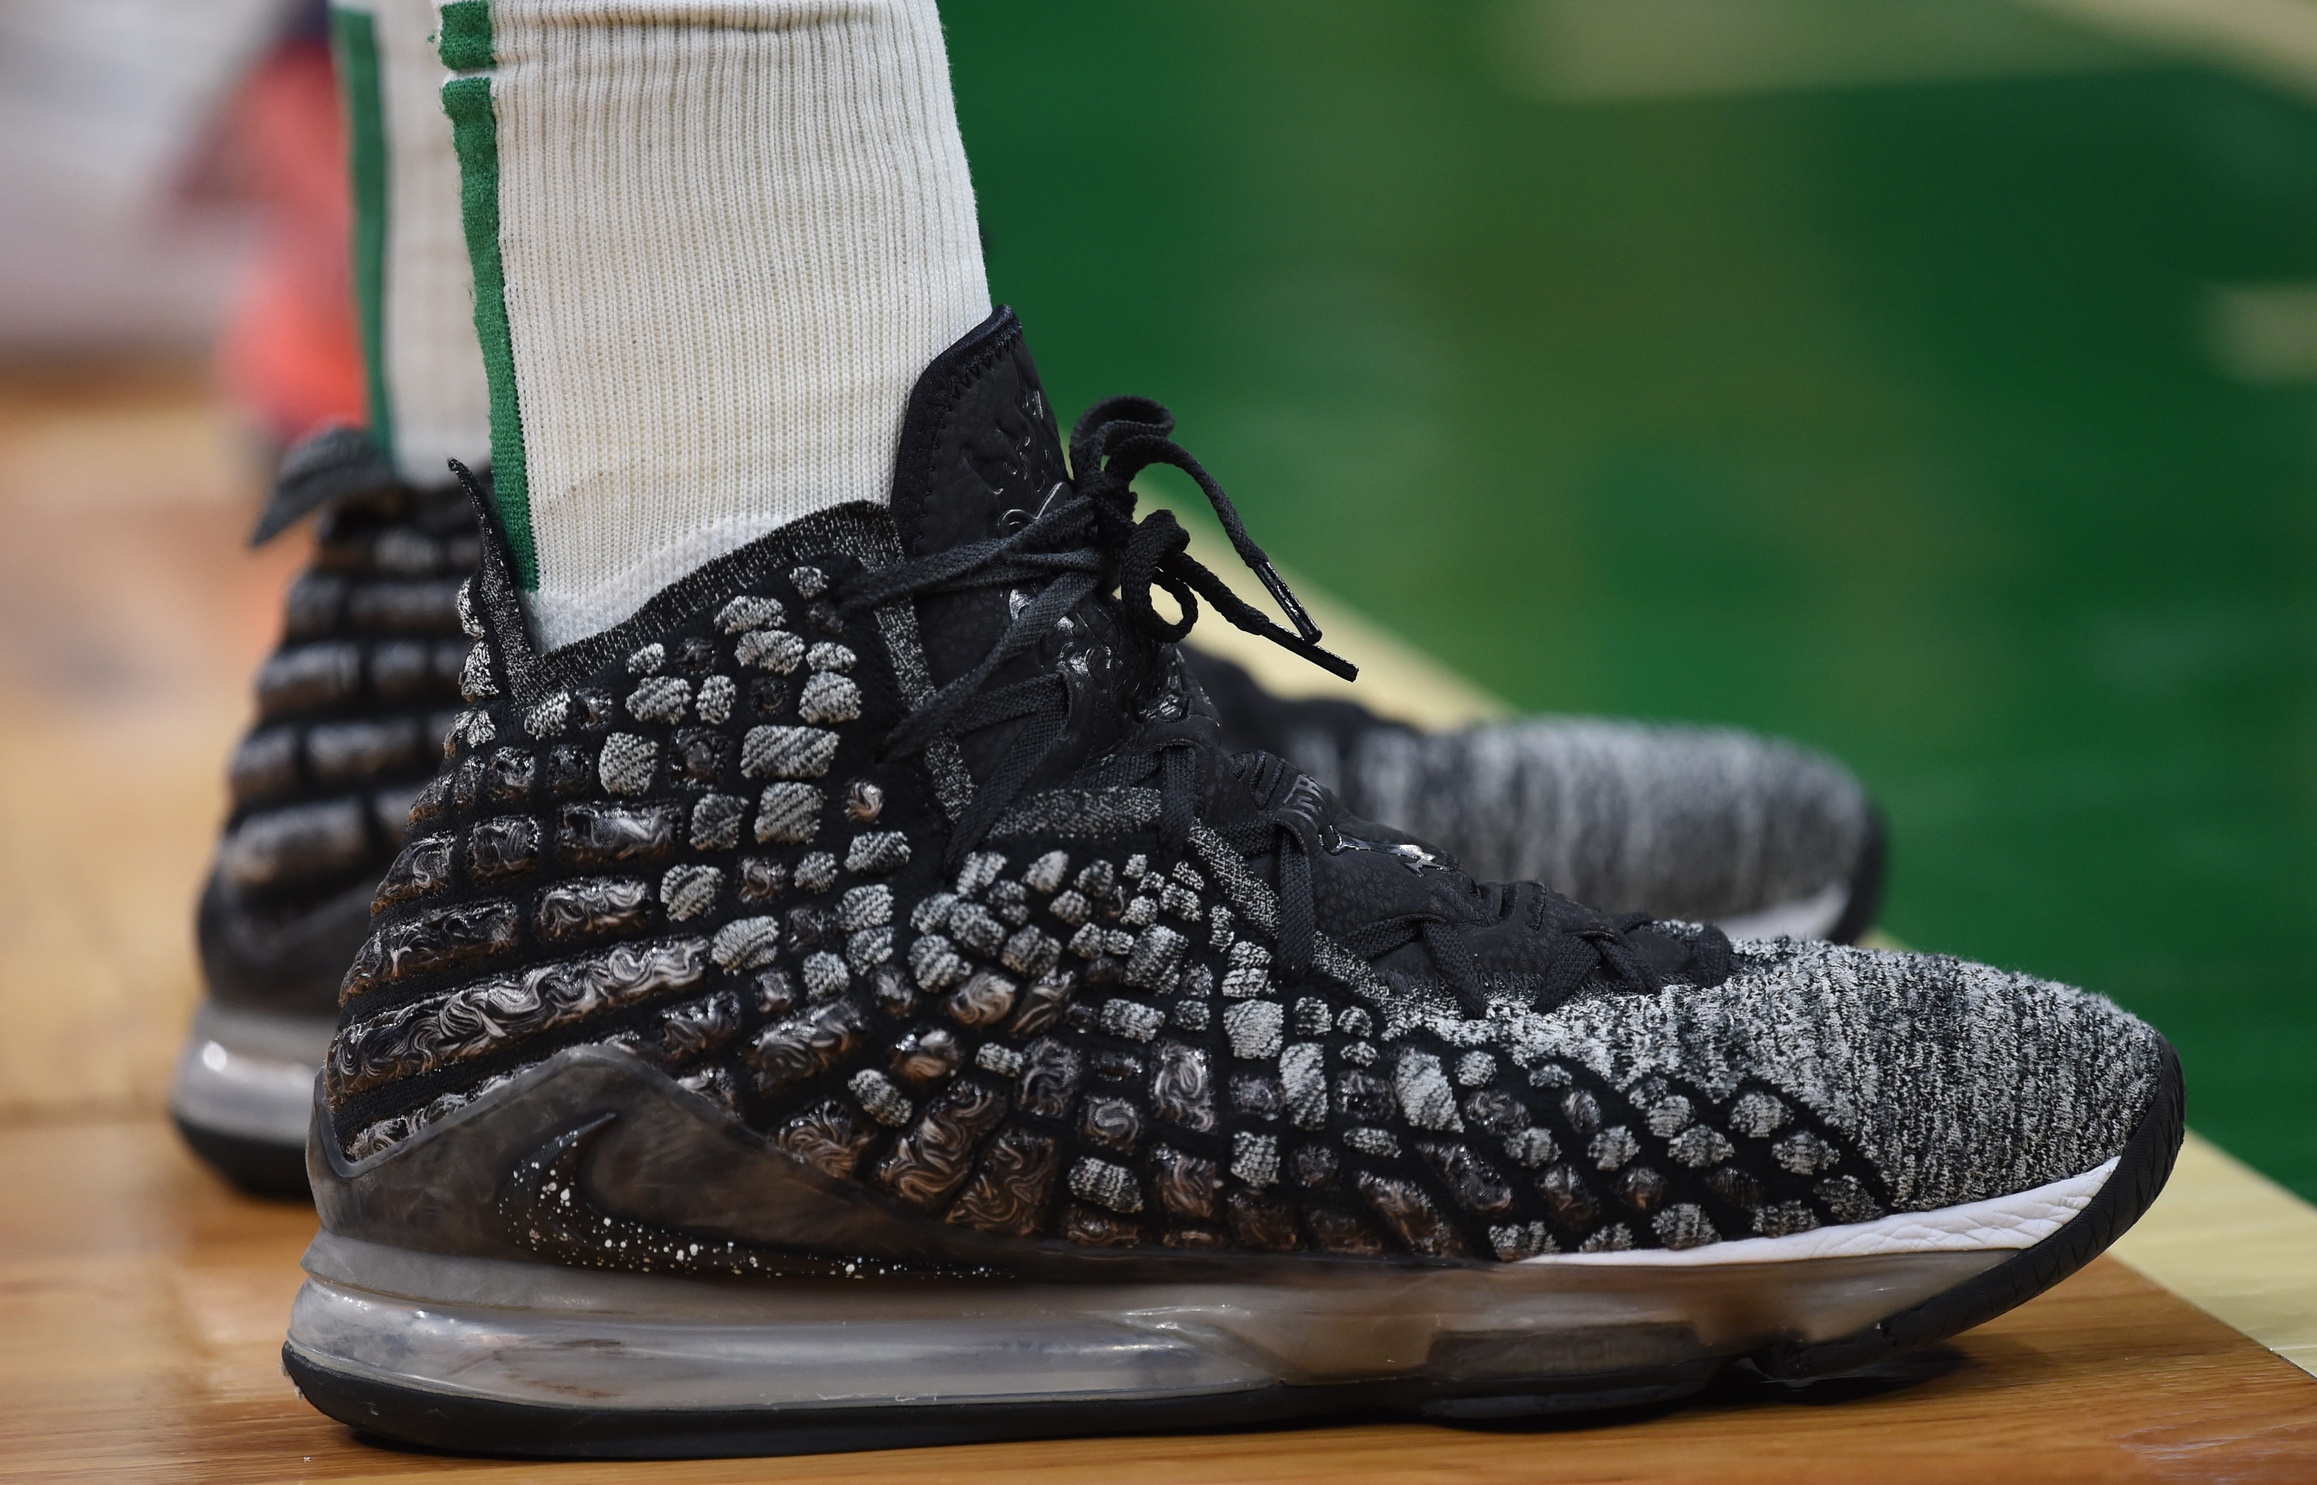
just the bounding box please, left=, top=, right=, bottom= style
left=842, top=396, right=1689, bottom=1012
left=839, top=397, right=1352, bottom=856
left=1215, top=752, right=1696, bottom=1015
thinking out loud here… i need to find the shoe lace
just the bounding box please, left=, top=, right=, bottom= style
left=839, top=396, right=1701, bottom=1013
left=1240, top=791, right=1697, bottom=1015
left=838, top=396, right=1353, bottom=863
left=1331, top=888, right=1715, bottom=1017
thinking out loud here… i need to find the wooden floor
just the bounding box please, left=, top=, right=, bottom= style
left=2, top=369, right=2314, bottom=1481
left=10, top=1116, right=2317, bottom=1484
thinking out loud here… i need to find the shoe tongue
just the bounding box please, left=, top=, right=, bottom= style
left=889, top=306, right=1068, bottom=565
left=886, top=305, right=1189, bottom=795
left=886, top=307, right=1072, bottom=696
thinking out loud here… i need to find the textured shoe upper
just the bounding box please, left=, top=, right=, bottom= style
left=324, top=310, right=2165, bottom=1270
left=200, top=430, right=478, bottom=1011
left=1190, top=650, right=1875, bottom=925
left=1479, top=938, right=2162, bottom=1214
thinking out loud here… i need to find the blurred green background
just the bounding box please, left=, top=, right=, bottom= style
left=947, top=0, right=2317, bottom=1197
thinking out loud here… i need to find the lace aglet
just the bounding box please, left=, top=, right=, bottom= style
left=1244, top=562, right=1356, bottom=681
left=1268, top=626, right=1357, bottom=684
left=1260, top=633, right=1356, bottom=683
left=1251, top=560, right=1324, bottom=644
left=1305, top=643, right=1359, bottom=684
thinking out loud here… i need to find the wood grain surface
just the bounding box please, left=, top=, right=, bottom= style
left=5, top=1117, right=2315, bottom=1483
left=1, top=371, right=2312, bottom=1483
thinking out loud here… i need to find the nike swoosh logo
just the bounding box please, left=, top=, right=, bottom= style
left=498, top=1113, right=1001, bottom=1281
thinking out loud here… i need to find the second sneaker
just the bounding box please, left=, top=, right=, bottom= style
left=170, top=429, right=477, bottom=1195
left=1189, top=651, right=1884, bottom=943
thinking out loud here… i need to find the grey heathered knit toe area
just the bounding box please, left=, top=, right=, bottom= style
left=1514, top=938, right=2166, bottom=1212
left=1295, top=719, right=1872, bottom=921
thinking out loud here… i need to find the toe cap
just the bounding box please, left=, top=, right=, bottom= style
left=1521, top=938, right=2169, bottom=1211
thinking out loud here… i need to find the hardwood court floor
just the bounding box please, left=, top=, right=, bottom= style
left=7, top=1116, right=2316, bottom=1484
left=1, top=372, right=2313, bottom=1481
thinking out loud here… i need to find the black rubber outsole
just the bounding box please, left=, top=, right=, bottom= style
left=282, top=1041, right=2183, bottom=1461
left=284, top=1354, right=1723, bottom=1461
left=174, top=1118, right=312, bottom=1201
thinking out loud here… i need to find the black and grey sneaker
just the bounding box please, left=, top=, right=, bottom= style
left=283, top=311, right=2180, bottom=1457
left=1188, top=652, right=1885, bottom=943
left=170, top=429, right=478, bottom=1196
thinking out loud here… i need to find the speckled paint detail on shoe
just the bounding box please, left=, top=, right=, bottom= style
left=285, top=309, right=2177, bottom=1457
left=321, top=310, right=2165, bottom=1268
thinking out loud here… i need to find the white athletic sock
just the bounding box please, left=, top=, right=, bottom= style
left=436, top=0, right=992, bottom=650
left=330, top=0, right=494, bottom=484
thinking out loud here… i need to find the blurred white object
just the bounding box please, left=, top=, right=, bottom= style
left=2024, top=0, right=2317, bottom=105
left=1493, top=0, right=2145, bottom=101
left=0, top=0, right=292, bottom=353
left=2204, top=281, right=2317, bottom=384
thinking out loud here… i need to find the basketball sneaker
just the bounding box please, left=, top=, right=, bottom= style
left=169, top=428, right=477, bottom=1195
left=1189, top=652, right=1884, bottom=943
left=280, top=311, right=2179, bottom=1454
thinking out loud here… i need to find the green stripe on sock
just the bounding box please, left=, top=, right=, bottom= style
left=329, top=6, right=393, bottom=462
left=438, top=0, right=494, bottom=71
left=442, top=74, right=538, bottom=586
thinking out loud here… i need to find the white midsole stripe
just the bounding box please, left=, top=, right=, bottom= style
left=167, top=1004, right=331, bottom=1145
left=1522, top=1157, right=2118, bottom=1268
left=1716, top=879, right=1851, bottom=942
